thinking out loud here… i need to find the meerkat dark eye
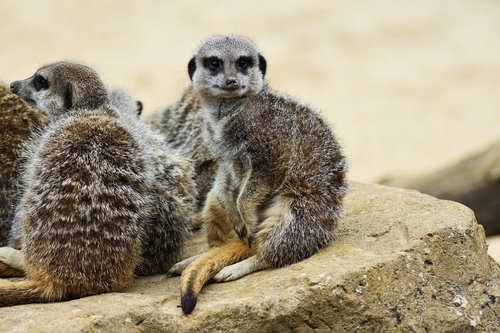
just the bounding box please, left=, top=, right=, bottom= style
left=204, top=57, right=222, bottom=71
left=237, top=57, right=252, bottom=70
left=33, top=75, right=49, bottom=91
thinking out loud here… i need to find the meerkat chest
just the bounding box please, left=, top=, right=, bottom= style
left=205, top=116, right=225, bottom=145
left=202, top=112, right=245, bottom=160
left=216, top=158, right=247, bottom=200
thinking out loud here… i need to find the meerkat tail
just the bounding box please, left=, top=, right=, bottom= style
left=0, top=280, right=52, bottom=307
left=180, top=238, right=250, bottom=314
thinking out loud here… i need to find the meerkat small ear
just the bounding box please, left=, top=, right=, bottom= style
left=63, top=82, right=74, bottom=110
left=258, top=54, right=267, bottom=76
left=136, top=101, right=143, bottom=115
left=188, top=57, right=196, bottom=81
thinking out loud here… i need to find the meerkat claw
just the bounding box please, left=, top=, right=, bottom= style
left=166, top=254, right=201, bottom=277
left=247, top=234, right=253, bottom=248
left=234, top=225, right=247, bottom=240
left=234, top=225, right=253, bottom=248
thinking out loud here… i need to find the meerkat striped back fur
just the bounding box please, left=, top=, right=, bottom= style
left=5, top=86, right=144, bottom=251
left=149, top=87, right=217, bottom=213
left=170, top=35, right=348, bottom=314
left=0, top=61, right=195, bottom=307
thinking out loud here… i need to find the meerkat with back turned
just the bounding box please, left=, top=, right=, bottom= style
left=0, top=61, right=196, bottom=306
left=171, top=35, right=348, bottom=314
left=5, top=86, right=145, bottom=252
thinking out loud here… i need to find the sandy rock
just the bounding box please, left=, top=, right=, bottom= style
left=488, top=235, right=500, bottom=264
left=381, top=139, right=500, bottom=236
left=0, top=182, right=498, bottom=332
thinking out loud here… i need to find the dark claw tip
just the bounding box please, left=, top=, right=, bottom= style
left=234, top=226, right=247, bottom=240
left=247, top=234, right=253, bottom=248
left=181, top=292, right=197, bottom=314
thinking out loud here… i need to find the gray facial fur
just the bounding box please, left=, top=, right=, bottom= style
left=10, top=61, right=108, bottom=118
left=109, top=88, right=143, bottom=116
left=189, top=35, right=267, bottom=101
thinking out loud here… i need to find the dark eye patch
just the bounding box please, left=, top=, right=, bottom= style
left=237, top=56, right=253, bottom=71
left=33, top=75, right=49, bottom=91
left=203, top=57, right=222, bottom=71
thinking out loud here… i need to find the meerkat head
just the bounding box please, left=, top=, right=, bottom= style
left=108, top=88, right=143, bottom=117
left=10, top=61, right=108, bottom=117
left=188, top=35, right=267, bottom=100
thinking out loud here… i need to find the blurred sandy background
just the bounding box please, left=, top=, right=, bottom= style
left=1, top=0, right=499, bottom=259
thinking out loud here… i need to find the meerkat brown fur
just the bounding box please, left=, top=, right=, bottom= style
left=0, top=84, right=47, bottom=248
left=4, top=87, right=144, bottom=252
left=149, top=87, right=217, bottom=213
left=173, top=35, right=348, bottom=314
left=0, top=85, right=47, bottom=277
left=0, top=61, right=195, bottom=306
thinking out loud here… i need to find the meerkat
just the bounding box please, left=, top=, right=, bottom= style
left=149, top=87, right=217, bottom=213
left=0, top=61, right=195, bottom=307
left=3, top=86, right=143, bottom=252
left=5, top=86, right=144, bottom=252
left=168, top=35, right=348, bottom=314
left=0, top=84, right=47, bottom=277
left=1, top=87, right=189, bottom=276
left=0, top=84, right=47, bottom=249
left=109, top=87, right=143, bottom=116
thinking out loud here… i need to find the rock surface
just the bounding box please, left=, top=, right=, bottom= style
left=0, top=182, right=499, bottom=332
left=381, top=139, right=500, bottom=236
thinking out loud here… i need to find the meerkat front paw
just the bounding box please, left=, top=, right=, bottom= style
left=0, top=247, right=24, bottom=270
left=0, top=247, right=25, bottom=277
left=213, top=255, right=265, bottom=282
left=213, top=262, right=247, bottom=282
left=233, top=224, right=252, bottom=248
left=166, top=254, right=201, bottom=277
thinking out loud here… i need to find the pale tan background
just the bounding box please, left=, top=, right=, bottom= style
left=1, top=0, right=499, bottom=259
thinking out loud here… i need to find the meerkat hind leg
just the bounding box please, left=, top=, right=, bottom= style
left=234, top=171, right=270, bottom=246
left=212, top=255, right=269, bottom=282
left=166, top=254, right=202, bottom=277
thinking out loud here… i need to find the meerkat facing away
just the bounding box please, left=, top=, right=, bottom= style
left=149, top=86, right=217, bottom=213
left=169, top=35, right=348, bottom=314
left=0, top=84, right=47, bottom=248
left=5, top=87, right=144, bottom=252
left=0, top=61, right=195, bottom=307
left=2, top=88, right=192, bottom=277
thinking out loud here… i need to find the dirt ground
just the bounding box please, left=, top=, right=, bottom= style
left=1, top=0, right=499, bottom=260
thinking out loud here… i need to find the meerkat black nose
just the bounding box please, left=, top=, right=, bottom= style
left=225, top=79, right=238, bottom=88
left=10, top=81, right=20, bottom=94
